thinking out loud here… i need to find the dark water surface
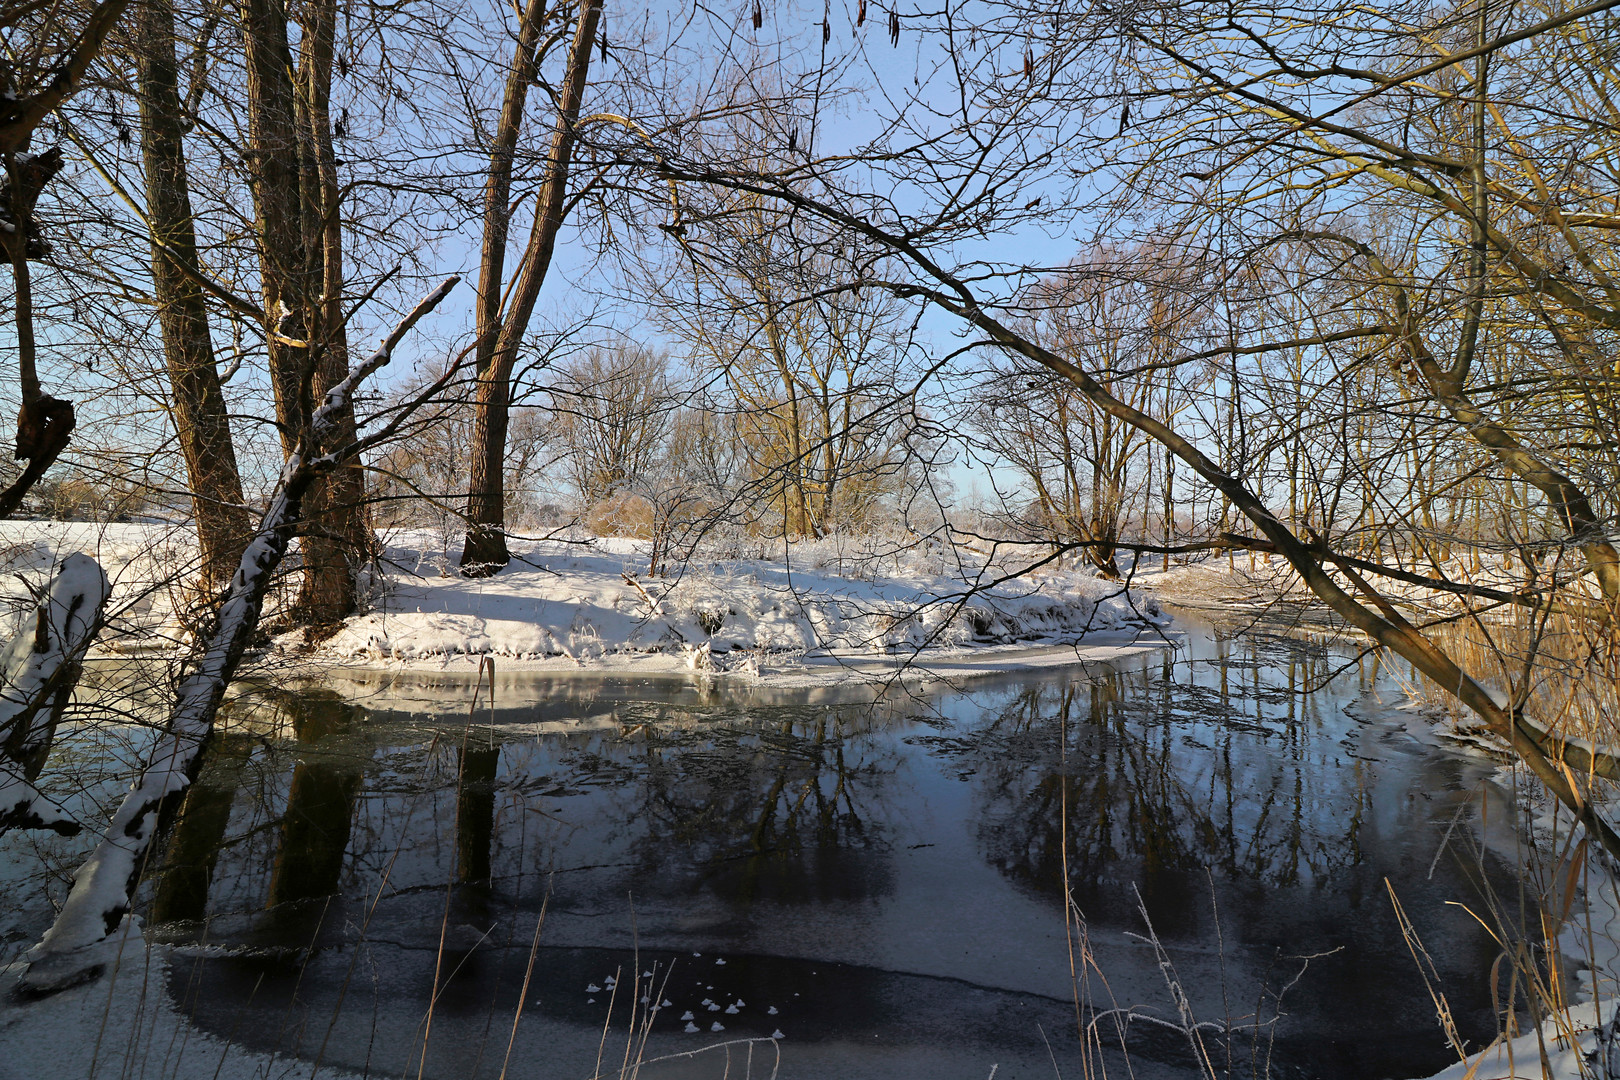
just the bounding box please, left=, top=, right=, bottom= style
left=149, top=616, right=1528, bottom=1080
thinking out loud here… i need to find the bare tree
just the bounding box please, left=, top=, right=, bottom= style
left=609, top=0, right=1620, bottom=855
left=237, top=0, right=371, bottom=624
left=546, top=342, right=672, bottom=509
left=0, top=0, right=135, bottom=515
left=132, top=0, right=251, bottom=592
left=652, top=178, right=915, bottom=539
left=459, top=0, right=602, bottom=575
left=968, top=255, right=1209, bottom=577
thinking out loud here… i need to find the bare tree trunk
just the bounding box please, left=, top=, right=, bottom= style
left=133, top=0, right=252, bottom=594
left=472, top=0, right=549, bottom=378
left=461, top=0, right=602, bottom=575
left=762, top=307, right=812, bottom=537
left=0, top=0, right=130, bottom=514
left=0, top=149, right=75, bottom=517
left=239, top=0, right=310, bottom=446
left=456, top=0, right=549, bottom=575
left=1162, top=443, right=1173, bottom=572
left=239, top=0, right=369, bottom=623
left=292, top=0, right=369, bottom=624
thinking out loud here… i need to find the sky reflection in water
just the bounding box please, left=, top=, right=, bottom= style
left=153, top=617, right=1528, bottom=1079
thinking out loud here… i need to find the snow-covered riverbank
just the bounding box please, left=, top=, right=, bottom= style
left=0, top=522, right=1173, bottom=683
left=331, top=531, right=1166, bottom=662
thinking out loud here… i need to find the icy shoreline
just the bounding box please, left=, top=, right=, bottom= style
left=0, top=522, right=1178, bottom=691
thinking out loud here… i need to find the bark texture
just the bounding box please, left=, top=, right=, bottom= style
left=134, top=0, right=252, bottom=593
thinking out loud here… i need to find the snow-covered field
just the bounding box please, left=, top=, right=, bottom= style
left=1133, top=546, right=1595, bottom=624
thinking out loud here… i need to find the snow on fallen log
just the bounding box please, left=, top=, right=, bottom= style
left=21, top=494, right=303, bottom=991
left=18, top=277, right=458, bottom=994
left=0, top=761, right=80, bottom=835
left=0, top=552, right=111, bottom=836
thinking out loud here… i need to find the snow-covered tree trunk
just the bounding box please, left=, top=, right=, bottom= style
left=18, top=277, right=457, bottom=993
left=0, top=553, right=111, bottom=836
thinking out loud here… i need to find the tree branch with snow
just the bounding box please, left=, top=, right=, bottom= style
left=0, top=552, right=111, bottom=837
left=18, top=276, right=459, bottom=993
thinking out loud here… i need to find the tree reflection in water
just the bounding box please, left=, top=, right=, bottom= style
left=145, top=689, right=370, bottom=941
left=149, top=732, right=253, bottom=925
left=972, top=638, right=1368, bottom=903
left=609, top=702, right=902, bottom=905
left=932, top=627, right=1517, bottom=1062
left=265, top=694, right=365, bottom=917
left=133, top=632, right=1526, bottom=1078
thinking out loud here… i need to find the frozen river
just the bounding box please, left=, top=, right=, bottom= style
left=130, top=613, right=1523, bottom=1079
